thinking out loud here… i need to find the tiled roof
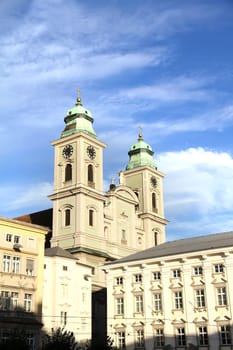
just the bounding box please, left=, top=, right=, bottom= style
left=106, top=230, right=233, bottom=266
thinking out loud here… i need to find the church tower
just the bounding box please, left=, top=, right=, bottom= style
left=49, top=92, right=107, bottom=286
left=119, top=130, right=168, bottom=247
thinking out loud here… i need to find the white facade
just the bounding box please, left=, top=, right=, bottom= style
left=105, top=232, right=233, bottom=350
left=42, top=247, right=92, bottom=343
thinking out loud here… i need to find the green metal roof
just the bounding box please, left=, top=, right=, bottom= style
left=61, top=95, right=97, bottom=138
left=126, top=133, right=157, bottom=170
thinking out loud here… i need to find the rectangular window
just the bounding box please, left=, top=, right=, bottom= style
left=217, top=287, right=227, bottom=306
left=135, top=329, right=144, bottom=348
left=134, top=274, right=142, bottom=283
left=63, top=265, right=68, bottom=271
left=117, top=331, right=125, bottom=349
left=116, top=277, right=123, bottom=285
left=214, top=263, right=224, bottom=273
left=220, top=325, right=231, bottom=345
left=12, top=256, right=20, bottom=273
left=198, top=326, right=208, bottom=345
left=24, top=294, right=32, bottom=312
left=0, top=291, right=10, bottom=310
left=194, top=266, right=203, bottom=275
left=6, top=234, right=12, bottom=242
left=176, top=327, right=186, bottom=346
left=26, top=259, right=34, bottom=276
left=195, top=289, right=206, bottom=308
left=121, top=229, right=126, bottom=241
left=153, top=271, right=161, bottom=280
left=154, top=293, right=162, bottom=311
left=60, top=311, right=67, bottom=326
left=3, top=255, right=11, bottom=273
left=14, top=235, right=20, bottom=244
left=154, top=328, right=164, bottom=347
left=11, top=292, right=19, bottom=309
left=135, top=295, right=144, bottom=313
left=173, top=269, right=181, bottom=278
left=174, top=291, right=183, bottom=309
left=116, top=297, right=124, bottom=315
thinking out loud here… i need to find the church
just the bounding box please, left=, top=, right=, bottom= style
left=47, top=91, right=168, bottom=290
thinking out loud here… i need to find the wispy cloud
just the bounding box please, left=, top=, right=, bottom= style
left=0, top=182, right=53, bottom=216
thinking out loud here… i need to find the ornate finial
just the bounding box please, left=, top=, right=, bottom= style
left=138, top=125, right=143, bottom=139
left=76, top=87, right=82, bottom=105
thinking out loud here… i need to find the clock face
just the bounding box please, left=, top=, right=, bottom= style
left=62, top=144, right=73, bottom=159
left=87, top=145, right=96, bottom=160
left=150, top=176, right=157, bottom=188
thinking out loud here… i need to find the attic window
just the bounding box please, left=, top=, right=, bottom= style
left=85, top=110, right=88, bottom=113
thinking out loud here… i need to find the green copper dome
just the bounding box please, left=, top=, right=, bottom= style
left=126, top=132, right=157, bottom=170
left=61, top=93, right=97, bottom=138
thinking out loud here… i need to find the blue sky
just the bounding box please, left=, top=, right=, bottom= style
left=1, top=0, right=233, bottom=241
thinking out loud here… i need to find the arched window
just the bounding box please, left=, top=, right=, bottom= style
left=88, top=164, right=94, bottom=183
left=65, top=164, right=72, bottom=182
left=89, top=209, right=94, bottom=226
left=65, top=209, right=71, bottom=226
left=154, top=231, right=158, bottom=246
left=152, top=193, right=157, bottom=212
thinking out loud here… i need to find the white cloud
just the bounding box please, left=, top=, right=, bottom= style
left=158, top=148, right=233, bottom=239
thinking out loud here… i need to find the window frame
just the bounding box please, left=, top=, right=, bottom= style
left=198, top=326, right=209, bottom=346
left=175, top=327, right=186, bottom=346
left=65, top=163, right=72, bottom=182
left=3, top=255, right=11, bottom=273
left=154, top=328, right=165, bottom=347
left=214, top=263, right=224, bottom=273
left=219, top=325, right=231, bottom=345
left=173, top=269, right=181, bottom=278
left=117, top=331, right=126, bottom=349
left=153, top=271, right=161, bottom=280
left=135, top=329, right=144, bottom=348
left=135, top=294, right=144, bottom=313
left=153, top=292, right=162, bottom=311
left=195, top=288, right=206, bottom=308
left=217, top=286, right=227, bottom=306
left=116, top=297, right=124, bottom=315
left=24, top=293, right=32, bottom=312
left=174, top=290, right=183, bottom=309
left=193, top=266, right=203, bottom=275
left=134, top=274, right=142, bottom=283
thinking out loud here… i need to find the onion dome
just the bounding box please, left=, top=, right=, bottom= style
left=61, top=91, right=96, bottom=138
left=126, top=131, right=157, bottom=170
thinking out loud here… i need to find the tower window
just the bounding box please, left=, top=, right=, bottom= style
left=88, top=164, right=94, bottom=183
left=154, top=231, right=158, bottom=245
left=65, top=164, right=72, bottom=182
left=65, top=209, right=71, bottom=226
left=152, top=193, right=157, bottom=213
left=89, top=209, right=94, bottom=226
